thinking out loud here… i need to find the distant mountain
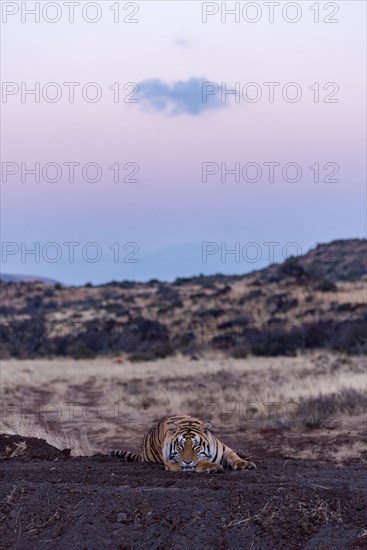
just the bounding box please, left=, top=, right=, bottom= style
left=0, top=239, right=364, bottom=288
left=0, top=274, right=61, bottom=285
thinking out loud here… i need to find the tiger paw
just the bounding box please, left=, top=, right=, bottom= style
left=232, top=459, right=256, bottom=470
left=165, top=462, right=184, bottom=473
left=196, top=462, right=223, bottom=474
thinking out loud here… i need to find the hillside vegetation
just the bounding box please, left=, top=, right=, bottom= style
left=1, top=239, right=366, bottom=359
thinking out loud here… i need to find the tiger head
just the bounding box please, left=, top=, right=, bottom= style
left=166, top=421, right=212, bottom=471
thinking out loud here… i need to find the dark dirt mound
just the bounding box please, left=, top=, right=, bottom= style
left=0, top=434, right=70, bottom=461
left=0, top=435, right=366, bottom=549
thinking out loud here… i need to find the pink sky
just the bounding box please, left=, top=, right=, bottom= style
left=1, top=1, right=366, bottom=283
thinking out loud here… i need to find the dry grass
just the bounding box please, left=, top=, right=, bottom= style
left=283, top=436, right=367, bottom=465
left=227, top=494, right=342, bottom=529
left=289, top=441, right=367, bottom=464
left=0, top=351, right=365, bottom=458
left=328, top=441, right=367, bottom=463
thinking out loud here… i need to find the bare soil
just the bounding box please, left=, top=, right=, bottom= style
left=1, top=434, right=366, bottom=550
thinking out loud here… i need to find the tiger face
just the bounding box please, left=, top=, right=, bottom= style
left=167, top=425, right=211, bottom=472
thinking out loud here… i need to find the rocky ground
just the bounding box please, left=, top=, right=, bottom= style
left=1, top=434, right=366, bottom=550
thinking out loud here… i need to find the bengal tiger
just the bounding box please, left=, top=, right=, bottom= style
left=111, top=415, right=256, bottom=473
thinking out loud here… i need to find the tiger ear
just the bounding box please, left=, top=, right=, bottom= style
left=168, top=423, right=176, bottom=432
left=203, top=422, right=211, bottom=433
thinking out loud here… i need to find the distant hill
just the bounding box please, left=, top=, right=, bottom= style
left=257, top=239, right=366, bottom=284
left=297, top=239, right=366, bottom=281
left=0, top=274, right=61, bottom=285
left=172, top=239, right=367, bottom=287
left=1, top=239, right=365, bottom=289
